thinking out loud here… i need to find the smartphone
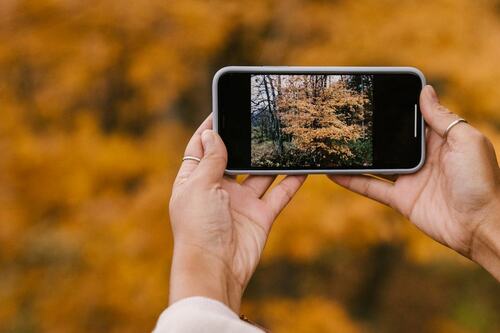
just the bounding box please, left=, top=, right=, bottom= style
left=213, top=66, right=425, bottom=175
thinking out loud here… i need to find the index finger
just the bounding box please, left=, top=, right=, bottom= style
left=328, top=174, right=394, bottom=207
left=262, top=175, right=307, bottom=223
left=174, top=114, right=213, bottom=185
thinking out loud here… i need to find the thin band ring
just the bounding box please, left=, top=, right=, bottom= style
left=443, top=118, right=468, bottom=139
left=182, top=155, right=201, bottom=163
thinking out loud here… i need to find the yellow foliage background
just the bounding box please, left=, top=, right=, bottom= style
left=1, top=0, right=499, bottom=332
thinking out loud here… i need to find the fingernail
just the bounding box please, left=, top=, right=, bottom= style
left=426, top=85, right=439, bottom=103
left=201, top=129, right=213, bottom=148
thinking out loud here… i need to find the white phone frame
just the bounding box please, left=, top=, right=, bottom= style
left=212, top=66, right=426, bottom=175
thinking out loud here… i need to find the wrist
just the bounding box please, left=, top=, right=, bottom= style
left=168, top=243, right=243, bottom=313
left=470, top=200, right=500, bottom=281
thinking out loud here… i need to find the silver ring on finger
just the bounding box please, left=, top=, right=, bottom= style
left=443, top=118, right=467, bottom=140
left=182, top=155, right=201, bottom=163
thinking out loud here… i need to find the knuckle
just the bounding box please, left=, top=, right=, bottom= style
left=448, top=122, right=475, bottom=144
left=207, top=153, right=227, bottom=165
left=468, top=128, right=486, bottom=143
left=219, top=154, right=229, bottom=164
left=279, top=182, right=294, bottom=200
left=361, top=179, right=371, bottom=196
left=435, top=104, right=452, bottom=115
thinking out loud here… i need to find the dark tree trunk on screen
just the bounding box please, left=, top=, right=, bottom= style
left=264, top=75, right=283, bottom=155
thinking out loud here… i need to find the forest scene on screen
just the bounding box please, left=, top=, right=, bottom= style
left=251, top=74, right=374, bottom=168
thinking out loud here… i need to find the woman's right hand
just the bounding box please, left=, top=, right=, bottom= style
left=329, top=85, right=500, bottom=280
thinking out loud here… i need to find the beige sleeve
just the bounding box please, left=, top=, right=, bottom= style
left=152, top=297, right=264, bottom=333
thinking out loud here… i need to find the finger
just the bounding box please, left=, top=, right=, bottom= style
left=175, top=115, right=213, bottom=184
left=185, top=114, right=213, bottom=155
left=373, top=174, right=398, bottom=183
left=427, top=127, right=445, bottom=156
left=328, top=174, right=394, bottom=207
left=242, top=175, right=277, bottom=198
left=420, top=85, right=461, bottom=137
left=224, top=174, right=237, bottom=182
left=262, top=175, right=307, bottom=221
left=193, top=129, right=228, bottom=184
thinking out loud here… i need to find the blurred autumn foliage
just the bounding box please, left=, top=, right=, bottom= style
left=1, top=0, right=500, bottom=332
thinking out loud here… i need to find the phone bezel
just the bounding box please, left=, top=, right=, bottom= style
left=212, top=66, right=426, bottom=175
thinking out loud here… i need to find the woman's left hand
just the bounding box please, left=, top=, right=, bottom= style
left=169, top=115, right=306, bottom=313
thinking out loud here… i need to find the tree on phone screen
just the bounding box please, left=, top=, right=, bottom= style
left=251, top=74, right=373, bottom=168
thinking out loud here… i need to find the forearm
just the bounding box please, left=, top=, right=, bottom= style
left=471, top=201, right=500, bottom=281
left=169, top=243, right=243, bottom=313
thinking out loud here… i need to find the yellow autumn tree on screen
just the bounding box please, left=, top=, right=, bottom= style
left=251, top=75, right=373, bottom=167
left=279, top=76, right=372, bottom=166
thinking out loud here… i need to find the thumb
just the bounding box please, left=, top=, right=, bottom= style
left=194, top=129, right=228, bottom=183
left=420, top=85, right=460, bottom=137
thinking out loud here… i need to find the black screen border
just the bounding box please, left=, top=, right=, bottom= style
left=214, top=67, right=425, bottom=174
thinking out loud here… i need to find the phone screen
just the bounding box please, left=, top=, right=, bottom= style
left=216, top=69, right=424, bottom=172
